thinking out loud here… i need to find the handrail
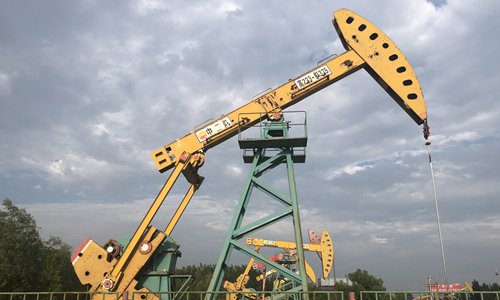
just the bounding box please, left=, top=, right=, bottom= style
left=3, top=290, right=500, bottom=300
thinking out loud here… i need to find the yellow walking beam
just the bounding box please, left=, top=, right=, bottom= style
left=152, top=8, right=428, bottom=174
left=246, top=230, right=334, bottom=280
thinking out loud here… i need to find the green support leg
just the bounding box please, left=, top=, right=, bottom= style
left=206, top=118, right=309, bottom=300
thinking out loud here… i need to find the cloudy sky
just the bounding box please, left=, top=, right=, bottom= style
left=1, top=0, right=499, bottom=291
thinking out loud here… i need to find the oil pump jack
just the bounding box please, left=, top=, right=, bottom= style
left=71, top=8, right=429, bottom=300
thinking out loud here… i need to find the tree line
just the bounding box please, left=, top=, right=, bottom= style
left=1, top=198, right=499, bottom=295
left=470, top=280, right=500, bottom=300
left=0, top=198, right=388, bottom=293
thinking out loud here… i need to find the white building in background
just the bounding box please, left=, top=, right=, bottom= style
left=335, top=277, right=353, bottom=286
left=318, top=277, right=353, bottom=288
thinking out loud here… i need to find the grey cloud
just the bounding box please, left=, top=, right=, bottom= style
left=1, top=0, right=499, bottom=290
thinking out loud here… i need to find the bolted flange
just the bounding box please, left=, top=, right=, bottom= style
left=102, top=278, right=114, bottom=290
left=139, top=240, right=152, bottom=254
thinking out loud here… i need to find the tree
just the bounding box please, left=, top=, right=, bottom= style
left=470, top=279, right=500, bottom=300
left=0, top=198, right=82, bottom=292
left=335, top=269, right=386, bottom=300
left=0, top=198, right=45, bottom=291
left=348, top=269, right=386, bottom=291
left=41, top=236, right=83, bottom=291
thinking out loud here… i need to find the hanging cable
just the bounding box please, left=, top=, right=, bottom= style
left=426, top=138, right=449, bottom=284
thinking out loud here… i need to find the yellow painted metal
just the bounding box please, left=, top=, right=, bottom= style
left=164, top=183, right=199, bottom=235
left=255, top=270, right=276, bottom=282
left=255, top=263, right=313, bottom=286
left=304, top=261, right=317, bottom=286
left=238, top=249, right=259, bottom=290
left=151, top=50, right=366, bottom=173
left=72, top=239, right=117, bottom=292
left=223, top=281, right=257, bottom=300
left=245, top=231, right=334, bottom=281
left=152, top=9, right=428, bottom=174
left=223, top=243, right=317, bottom=297
left=104, top=152, right=204, bottom=293
left=71, top=152, right=205, bottom=298
left=81, top=227, right=165, bottom=300
left=223, top=242, right=318, bottom=296
left=75, top=7, right=430, bottom=297
left=320, top=230, right=334, bottom=279
left=333, top=8, right=427, bottom=123
left=71, top=236, right=162, bottom=300
left=113, top=227, right=165, bottom=295
left=126, top=282, right=160, bottom=300
left=245, top=237, right=329, bottom=255
left=108, top=160, right=185, bottom=283
left=251, top=252, right=316, bottom=286
left=464, top=281, right=473, bottom=292
left=0, top=290, right=484, bottom=300
left=222, top=247, right=259, bottom=297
